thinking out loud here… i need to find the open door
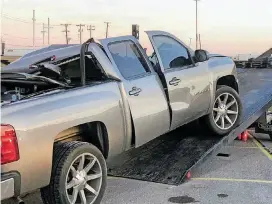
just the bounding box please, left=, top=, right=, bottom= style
left=146, top=31, right=211, bottom=130
left=99, top=36, right=171, bottom=147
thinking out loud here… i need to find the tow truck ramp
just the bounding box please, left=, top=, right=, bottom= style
left=107, top=69, right=272, bottom=185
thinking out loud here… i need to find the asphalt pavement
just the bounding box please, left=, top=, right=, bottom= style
left=4, top=132, right=272, bottom=204
left=3, top=68, right=272, bottom=204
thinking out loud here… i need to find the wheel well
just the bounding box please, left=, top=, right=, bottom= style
left=54, top=121, right=109, bottom=158
left=216, top=75, right=239, bottom=93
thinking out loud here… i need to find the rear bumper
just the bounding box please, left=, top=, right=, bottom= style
left=1, top=178, right=15, bottom=200
left=1, top=172, right=20, bottom=201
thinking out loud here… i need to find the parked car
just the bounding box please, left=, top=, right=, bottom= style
left=1, top=31, right=242, bottom=204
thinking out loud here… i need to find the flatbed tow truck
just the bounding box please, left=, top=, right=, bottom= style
left=107, top=68, right=272, bottom=186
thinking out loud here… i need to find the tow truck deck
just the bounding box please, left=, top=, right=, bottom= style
left=107, top=68, right=272, bottom=185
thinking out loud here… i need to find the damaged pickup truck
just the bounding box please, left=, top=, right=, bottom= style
left=1, top=31, right=242, bottom=204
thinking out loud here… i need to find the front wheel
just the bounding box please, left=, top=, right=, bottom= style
left=204, top=85, right=242, bottom=135
left=41, top=141, right=107, bottom=204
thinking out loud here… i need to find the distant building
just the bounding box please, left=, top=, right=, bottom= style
left=1, top=45, right=43, bottom=66
left=3, top=48, right=39, bottom=57
left=1, top=44, right=76, bottom=66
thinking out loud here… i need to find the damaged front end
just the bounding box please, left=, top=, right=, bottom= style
left=1, top=64, right=71, bottom=105
left=1, top=39, right=119, bottom=105
left=1, top=50, right=83, bottom=105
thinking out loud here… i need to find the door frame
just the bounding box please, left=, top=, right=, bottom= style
left=145, top=30, right=196, bottom=74
left=99, top=36, right=156, bottom=81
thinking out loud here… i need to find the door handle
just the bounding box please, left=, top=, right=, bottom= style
left=169, top=77, right=181, bottom=86
left=129, top=87, right=142, bottom=96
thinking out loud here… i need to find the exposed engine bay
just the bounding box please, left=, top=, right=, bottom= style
left=1, top=54, right=107, bottom=105
left=1, top=73, right=63, bottom=104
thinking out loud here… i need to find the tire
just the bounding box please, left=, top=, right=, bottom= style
left=41, top=141, right=107, bottom=204
left=204, top=85, right=242, bottom=135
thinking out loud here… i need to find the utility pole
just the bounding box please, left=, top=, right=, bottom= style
left=61, top=24, right=71, bottom=44
left=193, top=0, right=200, bottom=50
left=104, top=22, right=110, bottom=38
left=41, top=23, right=46, bottom=45
left=199, top=34, right=202, bottom=49
left=45, top=18, right=53, bottom=45
left=189, top=37, right=192, bottom=47
left=87, top=25, right=95, bottom=38
left=76, top=24, right=85, bottom=44
left=1, top=41, right=5, bottom=56
left=32, top=10, right=36, bottom=48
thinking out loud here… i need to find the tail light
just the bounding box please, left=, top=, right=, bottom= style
left=1, top=124, right=20, bottom=165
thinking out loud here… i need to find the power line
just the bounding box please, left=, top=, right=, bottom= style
left=76, top=24, right=85, bottom=44
left=104, top=22, right=110, bottom=38
left=2, top=14, right=33, bottom=24
left=87, top=25, right=95, bottom=38
left=61, top=24, right=71, bottom=44
left=2, top=13, right=61, bottom=27
left=1, top=33, right=43, bottom=40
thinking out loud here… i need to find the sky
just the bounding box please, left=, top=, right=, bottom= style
left=1, top=0, right=272, bottom=58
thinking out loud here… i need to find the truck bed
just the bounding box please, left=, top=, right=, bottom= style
left=107, top=69, right=272, bottom=185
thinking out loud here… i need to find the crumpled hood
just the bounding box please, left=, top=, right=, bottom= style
left=2, top=44, right=81, bottom=74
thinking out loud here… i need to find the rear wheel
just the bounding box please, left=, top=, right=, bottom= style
left=205, top=85, right=242, bottom=135
left=41, top=141, right=107, bottom=204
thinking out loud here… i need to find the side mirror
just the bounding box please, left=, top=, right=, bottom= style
left=194, top=49, right=209, bottom=62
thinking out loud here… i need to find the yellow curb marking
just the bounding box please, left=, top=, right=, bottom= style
left=227, top=146, right=258, bottom=149
left=192, top=177, right=272, bottom=184
left=249, top=134, right=272, bottom=161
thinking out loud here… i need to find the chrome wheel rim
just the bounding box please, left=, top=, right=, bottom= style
left=65, top=153, right=102, bottom=204
left=213, top=93, right=239, bottom=130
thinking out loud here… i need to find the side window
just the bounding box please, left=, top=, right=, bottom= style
left=108, top=41, right=150, bottom=79
left=153, top=36, right=193, bottom=69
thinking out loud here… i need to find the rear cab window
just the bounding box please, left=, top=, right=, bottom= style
left=108, top=41, right=151, bottom=79
left=58, top=55, right=106, bottom=85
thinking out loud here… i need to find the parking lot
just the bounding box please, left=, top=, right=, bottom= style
left=3, top=68, right=272, bottom=204
left=4, top=130, right=272, bottom=204
left=1, top=0, right=272, bottom=203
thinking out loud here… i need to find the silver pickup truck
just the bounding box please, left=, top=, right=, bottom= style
left=1, top=31, right=242, bottom=204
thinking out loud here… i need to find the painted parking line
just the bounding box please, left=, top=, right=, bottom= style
left=192, top=177, right=272, bottom=184
left=260, top=79, right=272, bottom=82
left=226, top=145, right=258, bottom=149
left=249, top=134, right=272, bottom=161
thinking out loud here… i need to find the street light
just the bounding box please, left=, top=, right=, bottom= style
left=193, top=0, right=200, bottom=50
